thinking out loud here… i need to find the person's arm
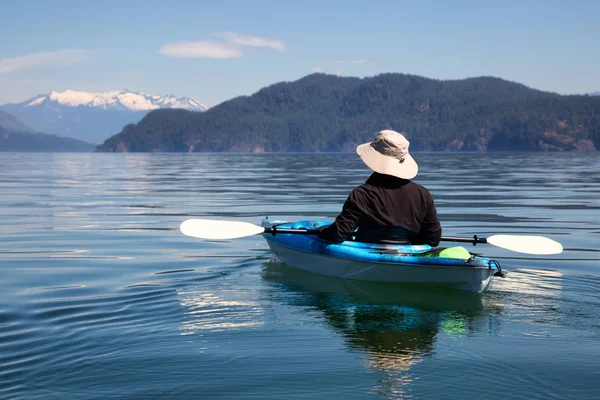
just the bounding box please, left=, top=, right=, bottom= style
left=415, top=191, right=442, bottom=246
left=318, top=190, right=363, bottom=242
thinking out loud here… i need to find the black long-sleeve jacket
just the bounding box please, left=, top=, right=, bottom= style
left=318, top=173, right=442, bottom=246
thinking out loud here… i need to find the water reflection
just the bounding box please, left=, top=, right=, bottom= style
left=177, top=288, right=266, bottom=335
left=489, top=268, right=566, bottom=337
left=491, top=268, right=563, bottom=297
left=262, top=261, right=503, bottom=398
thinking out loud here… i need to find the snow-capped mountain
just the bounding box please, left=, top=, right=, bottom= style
left=0, top=89, right=208, bottom=144
left=25, top=89, right=208, bottom=112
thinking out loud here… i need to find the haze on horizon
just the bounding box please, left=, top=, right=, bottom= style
left=1, top=0, right=598, bottom=107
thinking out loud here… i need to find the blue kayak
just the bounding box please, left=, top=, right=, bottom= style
left=262, top=219, right=502, bottom=292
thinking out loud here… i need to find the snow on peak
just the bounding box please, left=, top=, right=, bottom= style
left=33, top=89, right=207, bottom=111
left=28, top=96, right=47, bottom=106
left=49, top=90, right=97, bottom=107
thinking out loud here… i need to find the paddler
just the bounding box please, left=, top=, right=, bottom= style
left=318, top=130, right=442, bottom=246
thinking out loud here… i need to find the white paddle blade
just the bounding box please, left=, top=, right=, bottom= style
left=487, top=235, right=563, bottom=255
left=180, top=219, right=265, bottom=240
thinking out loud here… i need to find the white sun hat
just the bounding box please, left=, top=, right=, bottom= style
left=356, top=130, right=418, bottom=179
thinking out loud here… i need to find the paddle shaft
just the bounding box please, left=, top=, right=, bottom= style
left=440, top=235, right=487, bottom=246
left=265, top=226, right=486, bottom=246
left=264, top=226, right=319, bottom=235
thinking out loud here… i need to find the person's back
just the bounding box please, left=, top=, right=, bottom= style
left=318, top=130, right=441, bottom=246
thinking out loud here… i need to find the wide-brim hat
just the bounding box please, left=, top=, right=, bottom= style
left=356, top=130, right=418, bottom=179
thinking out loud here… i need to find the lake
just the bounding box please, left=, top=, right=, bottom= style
left=1, top=152, right=599, bottom=399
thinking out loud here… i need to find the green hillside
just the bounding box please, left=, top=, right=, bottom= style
left=97, top=73, right=600, bottom=152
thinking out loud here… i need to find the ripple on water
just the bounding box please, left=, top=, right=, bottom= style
left=0, top=152, right=599, bottom=399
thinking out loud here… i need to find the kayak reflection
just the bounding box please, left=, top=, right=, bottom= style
left=262, top=260, right=504, bottom=397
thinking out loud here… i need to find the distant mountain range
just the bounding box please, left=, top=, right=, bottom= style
left=97, top=73, right=600, bottom=153
left=0, top=109, right=33, bottom=133
left=0, top=89, right=208, bottom=144
left=0, top=110, right=95, bottom=152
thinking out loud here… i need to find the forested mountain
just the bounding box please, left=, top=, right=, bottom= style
left=97, top=73, right=600, bottom=152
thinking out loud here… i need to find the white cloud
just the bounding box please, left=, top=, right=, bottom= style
left=158, top=41, right=243, bottom=59
left=159, top=32, right=286, bottom=59
left=212, top=32, right=286, bottom=51
left=311, top=66, right=324, bottom=72
left=0, top=49, right=85, bottom=74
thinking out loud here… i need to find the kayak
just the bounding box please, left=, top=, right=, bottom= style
left=261, top=219, right=503, bottom=293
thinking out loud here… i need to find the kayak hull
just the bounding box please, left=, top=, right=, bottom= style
left=266, top=241, right=495, bottom=293
left=262, top=220, right=500, bottom=293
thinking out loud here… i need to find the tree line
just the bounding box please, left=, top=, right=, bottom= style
left=97, top=73, right=600, bottom=153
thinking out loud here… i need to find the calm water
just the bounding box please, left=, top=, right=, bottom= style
left=0, top=152, right=599, bottom=399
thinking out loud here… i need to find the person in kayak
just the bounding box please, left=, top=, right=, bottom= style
left=318, top=129, right=441, bottom=246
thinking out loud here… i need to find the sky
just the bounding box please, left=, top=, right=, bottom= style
left=0, top=0, right=598, bottom=106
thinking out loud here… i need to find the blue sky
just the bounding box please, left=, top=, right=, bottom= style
left=0, top=0, right=598, bottom=106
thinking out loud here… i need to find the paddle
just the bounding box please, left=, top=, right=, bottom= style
left=179, top=219, right=563, bottom=255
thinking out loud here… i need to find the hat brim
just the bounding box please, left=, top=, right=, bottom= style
left=356, top=142, right=418, bottom=179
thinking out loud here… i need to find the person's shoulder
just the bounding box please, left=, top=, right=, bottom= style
left=346, top=180, right=375, bottom=203
left=408, top=180, right=427, bottom=189
left=352, top=174, right=377, bottom=192
left=350, top=183, right=370, bottom=197
left=408, top=181, right=434, bottom=197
